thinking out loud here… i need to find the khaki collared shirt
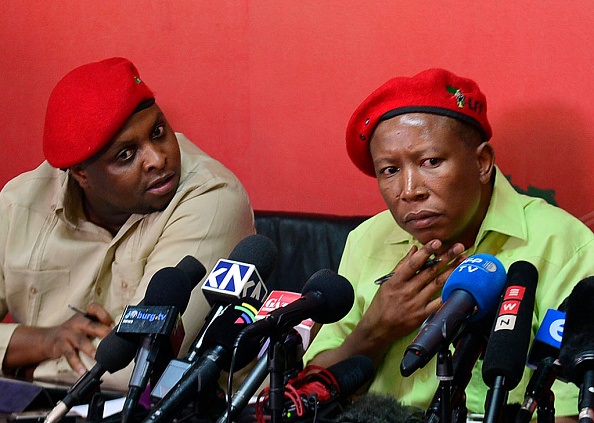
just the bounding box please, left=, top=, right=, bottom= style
left=0, top=133, right=255, bottom=390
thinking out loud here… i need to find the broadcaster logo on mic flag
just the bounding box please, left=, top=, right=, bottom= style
left=203, top=259, right=268, bottom=302
left=256, top=290, right=315, bottom=349
left=234, top=301, right=259, bottom=325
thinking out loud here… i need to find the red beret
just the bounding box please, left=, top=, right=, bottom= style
left=43, top=57, right=154, bottom=168
left=346, top=68, right=491, bottom=177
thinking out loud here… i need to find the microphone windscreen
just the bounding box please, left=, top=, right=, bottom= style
left=228, top=234, right=278, bottom=281
left=144, top=267, right=195, bottom=313
left=482, top=260, right=538, bottom=388
left=95, top=330, right=139, bottom=373
left=327, top=355, right=375, bottom=398
left=331, top=393, right=422, bottom=423
left=301, top=269, right=355, bottom=324
left=441, top=254, right=507, bottom=321
left=175, top=255, right=207, bottom=288
left=558, top=276, right=594, bottom=384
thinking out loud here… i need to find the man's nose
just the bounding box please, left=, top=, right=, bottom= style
left=143, top=143, right=166, bottom=171
left=401, top=168, right=429, bottom=201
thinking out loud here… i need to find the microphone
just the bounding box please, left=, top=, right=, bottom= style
left=214, top=289, right=321, bottom=423
left=331, top=393, right=424, bottom=423
left=516, top=356, right=560, bottom=423
left=425, top=308, right=496, bottom=423
left=44, top=330, right=138, bottom=423
left=44, top=256, right=205, bottom=423
left=189, top=234, right=277, bottom=361
left=255, top=290, right=317, bottom=350
left=482, top=260, right=538, bottom=423
left=119, top=258, right=206, bottom=423
left=253, top=355, right=375, bottom=423
left=234, top=269, right=355, bottom=344
left=400, top=254, right=507, bottom=377
left=149, top=234, right=277, bottom=401
left=558, top=276, right=594, bottom=423
left=515, top=305, right=567, bottom=423
left=526, top=308, right=566, bottom=371
left=143, top=297, right=264, bottom=423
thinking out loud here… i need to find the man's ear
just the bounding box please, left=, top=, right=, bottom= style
left=69, top=165, right=89, bottom=188
left=476, top=142, right=495, bottom=184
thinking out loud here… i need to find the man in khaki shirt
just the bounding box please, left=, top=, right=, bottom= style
left=0, top=57, right=255, bottom=390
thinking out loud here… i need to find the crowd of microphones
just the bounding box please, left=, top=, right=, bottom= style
left=41, top=234, right=594, bottom=423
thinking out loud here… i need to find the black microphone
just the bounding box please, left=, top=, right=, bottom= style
left=400, top=254, right=507, bottom=377
left=149, top=234, right=277, bottom=401
left=44, top=330, right=139, bottom=423
left=252, top=355, right=375, bottom=423
left=234, top=269, right=355, bottom=345
left=44, top=256, right=205, bottom=423
left=119, top=258, right=206, bottom=423
left=331, top=393, right=424, bottom=423
left=482, top=260, right=538, bottom=423
left=558, top=276, right=594, bottom=423
left=142, top=297, right=264, bottom=423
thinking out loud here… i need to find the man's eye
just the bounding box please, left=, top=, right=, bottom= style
left=152, top=124, right=165, bottom=139
left=422, top=158, right=441, bottom=167
left=117, top=149, right=134, bottom=161
left=380, top=166, right=399, bottom=175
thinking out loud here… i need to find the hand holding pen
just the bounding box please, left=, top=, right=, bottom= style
left=374, top=257, right=443, bottom=285
left=68, top=304, right=101, bottom=323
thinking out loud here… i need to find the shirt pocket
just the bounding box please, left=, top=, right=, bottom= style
left=109, top=257, right=147, bottom=308
left=4, top=267, right=70, bottom=326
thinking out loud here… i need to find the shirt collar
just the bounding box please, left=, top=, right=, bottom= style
left=476, top=166, right=528, bottom=242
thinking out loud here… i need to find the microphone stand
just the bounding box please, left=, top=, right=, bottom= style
left=268, top=334, right=289, bottom=423
left=426, top=329, right=486, bottom=423
left=516, top=357, right=558, bottom=423
left=436, top=347, right=454, bottom=423
left=579, top=369, right=594, bottom=423
left=536, top=390, right=555, bottom=423
left=484, top=375, right=508, bottom=423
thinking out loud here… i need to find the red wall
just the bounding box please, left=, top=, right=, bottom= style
left=2, top=2, right=594, bottom=228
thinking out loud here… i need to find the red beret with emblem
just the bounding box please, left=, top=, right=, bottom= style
left=346, top=68, right=491, bottom=177
left=43, top=57, right=154, bottom=168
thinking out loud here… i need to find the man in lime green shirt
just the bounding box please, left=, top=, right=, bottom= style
left=303, top=68, right=594, bottom=419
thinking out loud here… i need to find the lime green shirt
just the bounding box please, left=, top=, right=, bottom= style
left=304, top=167, right=594, bottom=416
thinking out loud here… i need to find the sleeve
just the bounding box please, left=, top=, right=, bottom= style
left=302, top=232, right=364, bottom=364
left=0, top=190, right=20, bottom=372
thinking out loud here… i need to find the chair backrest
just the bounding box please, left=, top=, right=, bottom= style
left=254, top=211, right=369, bottom=293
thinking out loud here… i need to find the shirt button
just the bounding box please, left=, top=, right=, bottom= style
left=96, top=287, right=102, bottom=296
left=122, top=282, right=128, bottom=289
left=29, top=287, right=37, bottom=295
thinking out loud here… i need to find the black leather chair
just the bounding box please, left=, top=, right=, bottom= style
left=254, top=211, right=369, bottom=293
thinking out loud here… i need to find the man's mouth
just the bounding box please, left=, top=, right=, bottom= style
left=147, top=173, right=176, bottom=195
left=404, top=211, right=440, bottom=229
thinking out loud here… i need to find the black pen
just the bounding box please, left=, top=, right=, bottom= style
left=68, top=304, right=99, bottom=322
left=374, top=258, right=442, bottom=285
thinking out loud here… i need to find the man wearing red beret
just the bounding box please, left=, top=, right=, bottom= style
left=304, top=68, right=594, bottom=420
left=0, top=58, right=255, bottom=390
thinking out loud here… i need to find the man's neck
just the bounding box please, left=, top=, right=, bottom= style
left=81, top=193, right=128, bottom=236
